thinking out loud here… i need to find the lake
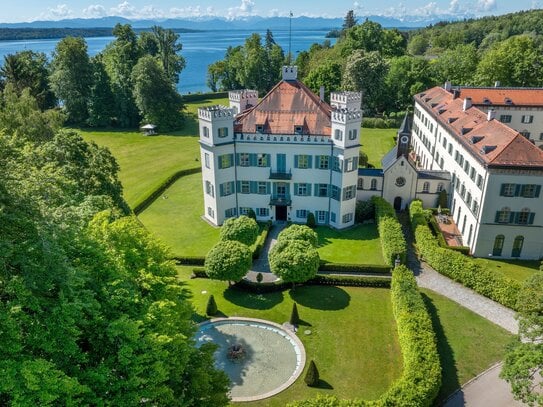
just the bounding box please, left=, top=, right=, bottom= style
left=0, top=30, right=333, bottom=94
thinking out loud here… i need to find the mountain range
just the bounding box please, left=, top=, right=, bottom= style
left=0, top=15, right=455, bottom=30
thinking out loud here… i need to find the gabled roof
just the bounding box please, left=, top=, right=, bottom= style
left=415, top=87, right=543, bottom=169
left=381, top=146, right=398, bottom=170
left=234, top=80, right=332, bottom=136
left=457, top=87, right=543, bottom=107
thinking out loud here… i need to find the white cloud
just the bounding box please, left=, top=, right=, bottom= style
left=170, top=5, right=216, bottom=18
left=413, top=2, right=440, bottom=16
left=39, top=4, right=74, bottom=20
left=140, top=5, right=165, bottom=19
left=83, top=4, right=107, bottom=18
left=109, top=1, right=137, bottom=17
left=476, top=0, right=497, bottom=11
left=228, top=0, right=256, bottom=19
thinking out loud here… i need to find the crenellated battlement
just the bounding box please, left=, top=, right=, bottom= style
left=198, top=105, right=235, bottom=120
left=282, top=66, right=298, bottom=81
left=229, top=90, right=258, bottom=102
left=331, top=108, right=362, bottom=124
left=330, top=91, right=362, bottom=111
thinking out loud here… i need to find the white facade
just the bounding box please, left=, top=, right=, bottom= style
left=411, top=85, right=543, bottom=259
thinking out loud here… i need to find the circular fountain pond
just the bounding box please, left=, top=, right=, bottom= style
left=195, top=317, right=306, bottom=402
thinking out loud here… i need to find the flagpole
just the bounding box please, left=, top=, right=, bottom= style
left=288, top=11, right=292, bottom=64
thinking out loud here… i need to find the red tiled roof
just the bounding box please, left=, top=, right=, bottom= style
left=458, top=87, right=543, bottom=107
left=234, top=80, right=332, bottom=136
left=415, top=87, right=543, bottom=169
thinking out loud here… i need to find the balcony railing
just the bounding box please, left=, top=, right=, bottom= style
left=269, top=169, right=292, bottom=180
left=269, top=194, right=292, bottom=206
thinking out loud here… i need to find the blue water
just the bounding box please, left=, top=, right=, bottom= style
left=0, top=30, right=333, bottom=94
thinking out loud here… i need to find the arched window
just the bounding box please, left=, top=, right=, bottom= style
left=357, top=178, right=364, bottom=190
left=422, top=182, right=430, bottom=193
left=492, top=235, right=504, bottom=256
left=437, top=182, right=444, bottom=192
left=512, top=236, right=524, bottom=257
left=370, top=179, right=377, bottom=190
left=497, top=207, right=511, bottom=223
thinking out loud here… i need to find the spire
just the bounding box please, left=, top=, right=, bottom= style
left=396, top=113, right=412, bottom=159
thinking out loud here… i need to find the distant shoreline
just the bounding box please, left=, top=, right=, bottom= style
left=0, top=27, right=201, bottom=41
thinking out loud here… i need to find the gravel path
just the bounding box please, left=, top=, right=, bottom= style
left=244, top=223, right=286, bottom=283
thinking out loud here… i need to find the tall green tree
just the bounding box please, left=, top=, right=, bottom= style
left=150, top=25, right=186, bottom=84
left=87, top=55, right=115, bottom=127
left=49, top=36, right=92, bottom=123
left=342, top=50, right=389, bottom=113
left=501, top=272, right=543, bottom=406
left=431, top=43, right=478, bottom=86
left=0, top=50, right=56, bottom=110
left=342, top=10, right=358, bottom=33
left=304, top=61, right=342, bottom=101
left=102, top=24, right=141, bottom=127
left=131, top=55, right=184, bottom=130
left=475, top=35, right=543, bottom=87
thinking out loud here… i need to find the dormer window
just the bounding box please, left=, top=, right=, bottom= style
left=448, top=117, right=457, bottom=123
left=480, top=145, right=497, bottom=154
left=256, top=124, right=264, bottom=133
left=470, top=136, right=484, bottom=144
left=483, top=97, right=491, bottom=104
left=505, top=98, right=513, bottom=105
left=294, top=126, right=303, bottom=135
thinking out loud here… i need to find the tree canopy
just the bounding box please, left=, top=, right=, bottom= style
left=219, top=215, right=259, bottom=246
left=269, top=239, right=320, bottom=284
left=205, top=240, right=253, bottom=283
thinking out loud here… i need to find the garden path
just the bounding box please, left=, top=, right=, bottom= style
left=244, top=222, right=286, bottom=283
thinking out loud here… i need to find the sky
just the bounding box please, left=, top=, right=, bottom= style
left=1, top=0, right=541, bottom=23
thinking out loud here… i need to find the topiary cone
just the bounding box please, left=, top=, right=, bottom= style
left=290, top=302, right=300, bottom=326
left=304, top=360, right=319, bottom=386
left=206, top=294, right=218, bottom=316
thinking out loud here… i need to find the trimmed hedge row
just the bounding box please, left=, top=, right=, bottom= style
left=409, top=200, right=521, bottom=310
left=252, top=221, right=273, bottom=259
left=181, top=91, right=228, bottom=103
left=288, top=265, right=440, bottom=407
left=308, top=275, right=391, bottom=288
left=427, top=215, right=470, bottom=255
left=318, top=262, right=391, bottom=275
left=175, top=256, right=206, bottom=265
left=372, top=196, right=407, bottom=266
left=133, top=167, right=201, bottom=215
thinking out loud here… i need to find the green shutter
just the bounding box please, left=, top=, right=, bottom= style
left=229, top=154, right=234, bottom=168
left=514, top=184, right=522, bottom=196
left=266, top=182, right=271, bottom=194
left=495, top=211, right=500, bottom=222
left=293, top=183, right=299, bottom=196
left=273, top=183, right=277, bottom=195
left=250, top=181, right=257, bottom=194
left=219, top=183, right=225, bottom=196
left=294, top=155, right=299, bottom=168
left=307, top=184, right=312, bottom=196
left=236, top=181, right=241, bottom=192
left=250, top=154, right=257, bottom=166
left=315, top=155, right=320, bottom=169
left=236, top=153, right=240, bottom=165
left=510, top=211, right=517, bottom=223
left=536, top=185, right=541, bottom=198
left=307, top=156, right=313, bottom=168
left=529, top=213, right=535, bottom=224
left=266, top=154, right=271, bottom=167
left=500, top=184, right=506, bottom=196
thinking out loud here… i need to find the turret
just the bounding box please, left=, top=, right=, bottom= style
left=282, top=66, right=298, bottom=81
left=229, top=90, right=258, bottom=115
left=198, top=105, right=235, bottom=146
left=330, top=91, right=362, bottom=111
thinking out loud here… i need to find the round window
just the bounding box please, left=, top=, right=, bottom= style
left=395, top=177, right=406, bottom=187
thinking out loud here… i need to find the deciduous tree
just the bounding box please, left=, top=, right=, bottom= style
left=219, top=215, right=259, bottom=246
left=205, top=240, right=252, bottom=283
left=269, top=240, right=319, bottom=284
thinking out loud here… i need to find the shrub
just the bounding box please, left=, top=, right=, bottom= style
left=355, top=200, right=375, bottom=223
left=252, top=222, right=272, bottom=259
left=309, top=275, right=391, bottom=287
left=318, top=262, right=391, bottom=274
left=191, top=267, right=208, bottom=278
left=304, top=360, right=320, bottom=387
left=438, top=189, right=448, bottom=209
left=278, top=224, right=318, bottom=247
left=206, top=295, right=218, bottom=316
left=174, top=256, right=206, bottom=265
left=409, top=200, right=521, bottom=309
left=290, top=303, right=300, bottom=325
left=306, top=212, right=316, bottom=228
left=205, top=240, right=252, bottom=283
left=372, top=196, right=407, bottom=266
left=256, top=272, right=263, bottom=283
left=269, top=240, right=320, bottom=284
left=359, top=151, right=369, bottom=167
left=246, top=208, right=257, bottom=220
left=219, top=215, right=259, bottom=246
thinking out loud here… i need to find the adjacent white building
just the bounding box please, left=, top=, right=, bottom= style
left=199, top=68, right=543, bottom=259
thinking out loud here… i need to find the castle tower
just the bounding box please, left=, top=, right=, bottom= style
left=229, top=90, right=258, bottom=115
left=198, top=105, right=236, bottom=225
left=396, top=113, right=412, bottom=159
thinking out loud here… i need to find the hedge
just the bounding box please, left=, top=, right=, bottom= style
left=252, top=221, right=272, bottom=260
left=181, top=91, right=229, bottom=103
left=318, top=262, right=391, bottom=275
left=133, top=167, right=201, bottom=215
left=288, top=265, right=440, bottom=407
left=372, top=196, right=407, bottom=266
left=174, top=256, right=206, bottom=265
left=409, top=200, right=521, bottom=310
left=308, top=275, right=391, bottom=288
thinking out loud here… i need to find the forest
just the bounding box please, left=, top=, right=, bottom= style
left=208, top=9, right=543, bottom=116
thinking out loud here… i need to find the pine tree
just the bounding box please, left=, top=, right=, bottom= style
left=306, top=212, right=316, bottom=228
left=304, top=360, right=320, bottom=386
left=438, top=189, right=448, bottom=209
left=206, top=295, right=218, bottom=316
left=290, top=303, right=300, bottom=326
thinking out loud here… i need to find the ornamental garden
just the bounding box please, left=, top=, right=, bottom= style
left=79, top=94, right=540, bottom=406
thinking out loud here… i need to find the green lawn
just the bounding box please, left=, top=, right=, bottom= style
left=78, top=97, right=228, bottom=208
left=361, top=128, right=397, bottom=168
left=421, top=289, right=513, bottom=403
left=473, top=258, right=541, bottom=282
left=138, top=172, right=219, bottom=257
left=316, top=224, right=385, bottom=265
left=178, top=266, right=403, bottom=406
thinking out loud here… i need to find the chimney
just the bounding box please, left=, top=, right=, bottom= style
left=319, top=86, right=325, bottom=101
left=494, top=81, right=501, bottom=88
left=463, top=97, right=472, bottom=111
left=487, top=109, right=496, bottom=121
left=444, top=81, right=452, bottom=92
left=452, top=89, right=460, bottom=99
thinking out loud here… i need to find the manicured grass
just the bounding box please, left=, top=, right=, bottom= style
left=420, top=289, right=513, bottom=403
left=360, top=128, right=397, bottom=168
left=473, top=258, right=541, bottom=282
left=316, top=224, right=385, bottom=265
left=138, top=172, right=219, bottom=257
left=178, top=266, right=403, bottom=406
left=78, top=97, right=228, bottom=207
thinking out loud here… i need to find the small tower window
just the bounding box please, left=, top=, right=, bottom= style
left=422, top=182, right=430, bottom=193
left=218, top=127, right=228, bottom=138
left=370, top=179, right=377, bottom=190
left=349, top=129, right=357, bottom=140
left=334, top=129, right=343, bottom=141
left=203, top=126, right=210, bottom=138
